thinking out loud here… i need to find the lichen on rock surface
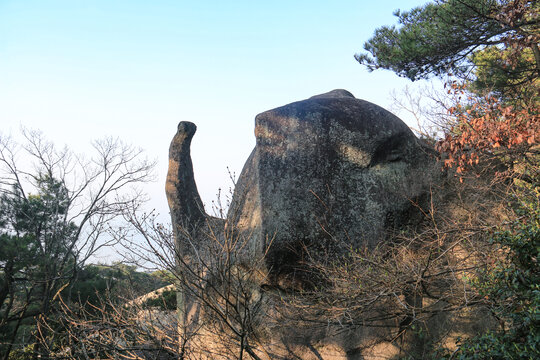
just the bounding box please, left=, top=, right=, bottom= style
left=167, top=89, right=437, bottom=285
left=228, top=89, right=437, bottom=285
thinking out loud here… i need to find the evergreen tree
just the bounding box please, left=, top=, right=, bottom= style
left=0, top=176, right=78, bottom=358
left=356, top=0, right=539, bottom=92
left=0, top=131, right=154, bottom=359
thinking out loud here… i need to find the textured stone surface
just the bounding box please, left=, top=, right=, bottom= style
left=229, top=89, right=436, bottom=283
left=167, top=90, right=436, bottom=284
left=166, top=121, right=206, bottom=244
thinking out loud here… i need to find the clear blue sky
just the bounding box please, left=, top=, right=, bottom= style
left=0, top=0, right=431, bottom=219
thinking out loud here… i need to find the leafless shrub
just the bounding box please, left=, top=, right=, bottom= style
left=275, top=165, right=516, bottom=357
left=37, top=288, right=180, bottom=359
left=82, top=188, right=273, bottom=359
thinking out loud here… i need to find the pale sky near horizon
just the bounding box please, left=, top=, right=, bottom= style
left=0, top=0, right=432, bottom=229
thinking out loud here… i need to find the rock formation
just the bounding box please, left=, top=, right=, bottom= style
left=230, top=89, right=436, bottom=285
left=167, top=90, right=436, bottom=284
left=166, top=121, right=224, bottom=255
left=166, top=121, right=205, bottom=239
left=166, top=90, right=440, bottom=358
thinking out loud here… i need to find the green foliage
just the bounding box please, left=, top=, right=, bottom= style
left=151, top=269, right=176, bottom=283
left=1, top=176, right=78, bottom=265
left=470, top=47, right=539, bottom=99
left=358, top=2, right=539, bottom=357
left=0, top=176, right=80, bottom=357
left=356, top=0, right=539, bottom=90
left=0, top=129, right=155, bottom=358
left=0, top=178, right=163, bottom=357
left=0, top=233, right=37, bottom=281
left=437, top=200, right=540, bottom=359
left=141, top=288, right=176, bottom=311
left=69, top=264, right=171, bottom=306
left=356, top=0, right=503, bottom=80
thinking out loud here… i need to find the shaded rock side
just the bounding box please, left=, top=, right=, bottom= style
left=165, top=121, right=207, bottom=250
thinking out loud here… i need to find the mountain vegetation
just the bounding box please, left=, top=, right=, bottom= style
left=1, top=0, right=538, bottom=358
left=357, top=0, right=539, bottom=357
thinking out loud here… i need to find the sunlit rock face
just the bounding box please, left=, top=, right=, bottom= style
left=229, top=89, right=436, bottom=284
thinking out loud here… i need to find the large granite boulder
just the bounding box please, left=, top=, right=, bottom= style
left=167, top=89, right=436, bottom=285
left=228, top=89, right=435, bottom=284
